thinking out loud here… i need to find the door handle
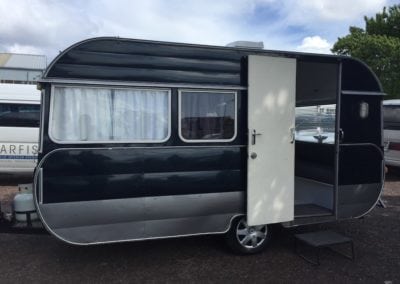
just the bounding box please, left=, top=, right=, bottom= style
left=252, top=129, right=262, bottom=145
left=290, top=127, right=295, bottom=144
left=339, top=129, right=344, bottom=142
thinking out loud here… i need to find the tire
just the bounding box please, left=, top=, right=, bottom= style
left=225, top=216, right=271, bottom=254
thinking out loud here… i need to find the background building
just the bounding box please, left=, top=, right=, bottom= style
left=0, top=53, right=47, bottom=84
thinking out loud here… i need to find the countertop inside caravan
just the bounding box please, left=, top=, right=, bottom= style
left=0, top=173, right=399, bottom=283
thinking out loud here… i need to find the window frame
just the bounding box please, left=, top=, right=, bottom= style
left=48, top=84, right=172, bottom=144
left=178, top=89, right=237, bottom=143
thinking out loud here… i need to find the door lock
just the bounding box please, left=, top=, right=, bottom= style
left=250, top=152, right=257, bottom=159
left=252, top=129, right=262, bottom=145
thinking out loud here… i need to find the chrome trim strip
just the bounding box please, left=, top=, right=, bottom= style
left=48, top=85, right=172, bottom=144
left=178, top=89, right=238, bottom=143
left=39, top=90, right=45, bottom=154
left=341, top=90, right=386, bottom=96
left=38, top=168, right=43, bottom=204
left=39, top=78, right=247, bottom=91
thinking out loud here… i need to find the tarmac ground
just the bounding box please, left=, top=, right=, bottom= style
left=0, top=171, right=399, bottom=283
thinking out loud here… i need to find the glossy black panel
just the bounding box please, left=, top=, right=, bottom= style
left=341, top=58, right=381, bottom=92
left=340, top=95, right=382, bottom=145
left=75, top=39, right=244, bottom=61
left=295, top=142, right=335, bottom=184
left=41, top=147, right=246, bottom=203
left=46, top=38, right=245, bottom=86
left=50, top=64, right=241, bottom=85
left=44, top=38, right=384, bottom=93
left=44, top=173, right=143, bottom=203
left=43, top=149, right=142, bottom=175
left=338, top=145, right=383, bottom=185
left=61, top=50, right=241, bottom=72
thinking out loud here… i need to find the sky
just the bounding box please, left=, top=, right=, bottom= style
left=0, top=0, right=398, bottom=62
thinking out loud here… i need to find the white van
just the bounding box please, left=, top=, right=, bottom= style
left=0, top=83, right=40, bottom=175
left=383, top=99, right=400, bottom=168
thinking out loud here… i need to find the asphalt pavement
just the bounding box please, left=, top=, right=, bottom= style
left=0, top=173, right=399, bottom=283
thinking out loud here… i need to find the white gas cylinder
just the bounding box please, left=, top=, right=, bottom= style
left=13, top=193, right=38, bottom=222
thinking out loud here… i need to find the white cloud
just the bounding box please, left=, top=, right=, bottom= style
left=5, top=43, right=43, bottom=55
left=297, top=36, right=332, bottom=54
left=0, top=0, right=100, bottom=58
left=282, top=0, right=387, bottom=23
left=0, top=0, right=394, bottom=61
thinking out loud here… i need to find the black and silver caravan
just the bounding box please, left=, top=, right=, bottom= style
left=34, top=37, right=384, bottom=253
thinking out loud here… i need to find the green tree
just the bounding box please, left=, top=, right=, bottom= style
left=332, top=5, right=400, bottom=99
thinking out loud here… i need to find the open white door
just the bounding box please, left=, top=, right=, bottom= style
left=247, top=55, right=296, bottom=226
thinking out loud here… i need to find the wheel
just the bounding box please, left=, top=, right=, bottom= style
left=225, top=216, right=271, bottom=254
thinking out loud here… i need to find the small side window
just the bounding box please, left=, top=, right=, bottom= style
left=179, top=90, right=236, bottom=142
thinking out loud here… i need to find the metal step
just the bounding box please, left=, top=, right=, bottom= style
left=294, top=230, right=355, bottom=265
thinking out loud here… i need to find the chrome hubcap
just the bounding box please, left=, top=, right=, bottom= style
left=236, top=219, right=267, bottom=249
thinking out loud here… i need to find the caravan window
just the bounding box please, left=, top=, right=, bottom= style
left=179, top=90, right=236, bottom=142
left=0, top=103, right=40, bottom=127
left=50, top=86, right=170, bottom=143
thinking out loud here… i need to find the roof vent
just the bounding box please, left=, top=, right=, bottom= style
left=226, top=41, right=264, bottom=49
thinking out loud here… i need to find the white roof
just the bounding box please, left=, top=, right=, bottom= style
left=383, top=99, right=400, bottom=106
left=0, top=53, right=47, bottom=70
left=0, top=83, right=40, bottom=103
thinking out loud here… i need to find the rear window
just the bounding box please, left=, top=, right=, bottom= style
left=383, top=105, right=400, bottom=130
left=0, top=103, right=40, bottom=127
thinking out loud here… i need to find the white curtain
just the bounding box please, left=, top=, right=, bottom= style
left=112, top=89, right=169, bottom=140
left=51, top=87, right=169, bottom=142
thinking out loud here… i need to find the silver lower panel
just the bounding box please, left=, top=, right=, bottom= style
left=38, top=191, right=245, bottom=245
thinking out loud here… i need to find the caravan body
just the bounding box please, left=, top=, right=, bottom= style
left=34, top=38, right=384, bottom=251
